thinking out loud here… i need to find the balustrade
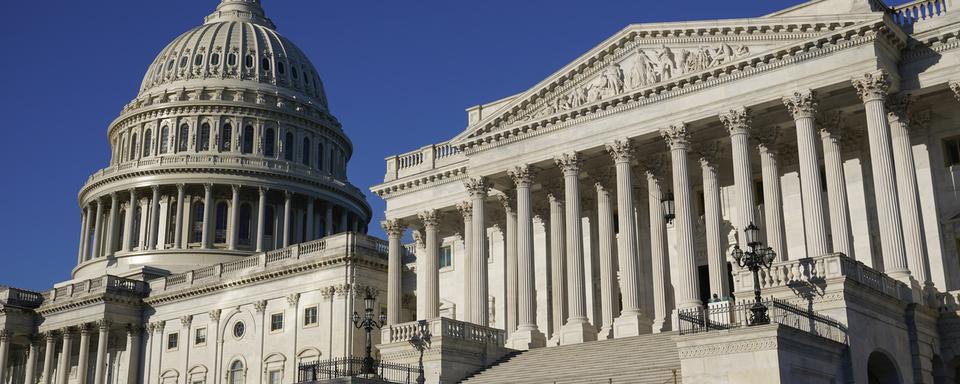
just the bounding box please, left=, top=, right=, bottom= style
left=384, top=141, right=466, bottom=181
left=891, top=0, right=951, bottom=27
left=382, top=317, right=506, bottom=346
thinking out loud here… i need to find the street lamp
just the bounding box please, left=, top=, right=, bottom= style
left=408, top=320, right=432, bottom=384
left=661, top=191, right=676, bottom=223
left=730, top=222, right=776, bottom=326
left=352, top=291, right=387, bottom=376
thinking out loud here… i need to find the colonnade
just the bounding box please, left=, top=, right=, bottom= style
left=383, top=70, right=933, bottom=349
left=77, top=184, right=365, bottom=265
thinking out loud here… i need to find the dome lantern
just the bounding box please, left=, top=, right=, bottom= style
left=204, top=0, right=275, bottom=29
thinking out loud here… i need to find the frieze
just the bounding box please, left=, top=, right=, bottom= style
left=678, top=336, right=779, bottom=358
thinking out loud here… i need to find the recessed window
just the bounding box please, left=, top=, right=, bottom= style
left=284, top=132, right=295, bottom=161
left=159, top=126, right=169, bottom=154
left=166, top=59, right=175, bottom=71
left=220, top=124, right=232, bottom=152
left=233, top=321, right=245, bottom=339
left=303, top=306, right=318, bottom=327
left=229, top=360, right=245, bottom=384
left=268, top=370, right=282, bottom=384
left=242, top=125, right=254, bottom=154
left=228, top=53, right=237, bottom=66
left=277, top=61, right=285, bottom=74
left=195, top=327, right=207, bottom=346
left=440, top=245, right=453, bottom=268
left=292, top=66, right=299, bottom=80
left=264, top=128, right=276, bottom=157
left=167, top=333, right=179, bottom=350
left=178, top=124, right=190, bottom=152
left=944, top=136, right=960, bottom=167
left=194, top=54, right=204, bottom=66
left=302, top=138, right=311, bottom=166
left=198, top=123, right=211, bottom=151
left=270, top=313, right=284, bottom=332
left=211, top=53, right=221, bottom=66
left=180, top=56, right=189, bottom=68
left=245, top=54, right=254, bottom=68
left=261, top=57, right=271, bottom=71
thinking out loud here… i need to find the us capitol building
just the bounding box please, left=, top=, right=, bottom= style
left=5, top=0, right=960, bottom=383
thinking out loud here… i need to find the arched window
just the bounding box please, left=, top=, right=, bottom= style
left=228, top=360, right=245, bottom=384
left=142, top=130, right=153, bottom=157
left=264, top=128, right=276, bottom=157
left=292, top=65, right=299, bottom=80
left=179, top=56, right=188, bottom=68
left=192, top=203, right=205, bottom=243
left=178, top=124, right=190, bottom=152
left=130, top=134, right=139, bottom=161
left=220, top=124, right=232, bottom=152
left=228, top=53, right=237, bottom=67
left=194, top=54, right=204, bottom=66
left=301, top=138, right=311, bottom=166
left=277, top=61, right=285, bottom=74
left=166, top=201, right=177, bottom=243
left=198, top=123, right=211, bottom=152
left=242, top=126, right=254, bottom=154
left=166, top=59, right=175, bottom=71
left=261, top=57, right=271, bottom=71
left=211, top=53, right=221, bottom=66
left=317, top=143, right=324, bottom=170
left=159, top=126, right=169, bottom=154
left=284, top=132, right=294, bottom=161
left=244, top=55, right=254, bottom=68
left=239, top=203, right=252, bottom=245
left=215, top=202, right=228, bottom=243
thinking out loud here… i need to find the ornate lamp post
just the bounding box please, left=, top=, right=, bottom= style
left=352, top=291, right=387, bottom=376
left=730, top=223, right=776, bottom=325
left=408, top=320, right=432, bottom=384
left=661, top=191, right=676, bottom=223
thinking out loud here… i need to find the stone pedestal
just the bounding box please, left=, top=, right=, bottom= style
left=612, top=313, right=652, bottom=338
left=559, top=321, right=598, bottom=345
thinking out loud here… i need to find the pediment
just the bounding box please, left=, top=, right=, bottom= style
left=450, top=14, right=884, bottom=145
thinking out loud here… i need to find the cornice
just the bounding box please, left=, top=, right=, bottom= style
left=36, top=292, right=143, bottom=317
left=902, top=25, right=960, bottom=63
left=372, top=165, right=469, bottom=198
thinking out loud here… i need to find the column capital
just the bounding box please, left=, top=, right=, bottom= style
left=79, top=322, right=95, bottom=335
left=44, top=331, right=59, bottom=341
left=209, top=309, right=222, bottom=322
left=150, top=185, right=159, bottom=192
left=753, top=126, right=780, bottom=151
left=418, top=209, right=439, bottom=229
left=109, top=191, right=118, bottom=199
left=176, top=183, right=186, bottom=192
left=694, top=141, right=723, bottom=171
left=148, top=322, right=164, bottom=334
left=381, top=218, right=405, bottom=237
left=258, top=186, right=268, bottom=195
left=203, top=183, right=214, bottom=192
left=817, top=111, right=846, bottom=142
left=604, top=139, right=633, bottom=164
left=180, top=315, right=193, bottom=327
left=660, top=123, right=691, bottom=149
left=554, top=152, right=582, bottom=176
left=125, top=324, right=144, bottom=336
left=456, top=201, right=473, bottom=220
left=886, top=92, right=913, bottom=124
left=96, top=319, right=112, bottom=331
left=507, top=165, right=538, bottom=187
left=0, top=329, right=11, bottom=341
left=287, top=293, right=300, bottom=308
left=719, top=107, right=751, bottom=136
left=62, top=327, right=76, bottom=339
left=253, top=300, right=267, bottom=313
left=851, top=70, right=891, bottom=102
left=950, top=81, right=960, bottom=102
left=463, top=177, right=489, bottom=198
left=231, top=184, right=241, bottom=194
left=782, top=89, right=818, bottom=119
left=497, top=194, right=515, bottom=214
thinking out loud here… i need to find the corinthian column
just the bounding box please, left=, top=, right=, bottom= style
left=229, top=185, right=240, bottom=250
left=546, top=188, right=567, bottom=341
left=606, top=139, right=651, bottom=337
left=593, top=174, right=618, bottom=340
left=93, top=320, right=110, bottom=384
left=852, top=72, right=910, bottom=281
left=784, top=90, right=830, bottom=256
left=91, top=200, right=104, bottom=259
left=24, top=335, right=39, bottom=384
left=125, top=325, right=142, bottom=384
left=818, top=113, right=854, bottom=257
left=148, top=186, right=160, bottom=250
left=282, top=192, right=292, bottom=247
left=457, top=201, right=474, bottom=323
left=174, top=184, right=185, bottom=249
left=697, top=143, right=729, bottom=299
left=383, top=219, right=404, bottom=325
left=42, top=332, right=56, bottom=384
left=77, top=207, right=90, bottom=263
left=418, top=210, right=440, bottom=319
left=0, top=330, right=9, bottom=383
left=77, top=324, right=92, bottom=384
left=464, top=177, right=490, bottom=326
left=661, top=123, right=702, bottom=310
left=256, top=188, right=267, bottom=252
left=646, top=169, right=672, bottom=332
left=499, top=196, right=518, bottom=337
left=888, top=93, right=931, bottom=287
left=506, top=165, right=547, bottom=349
left=555, top=152, right=596, bottom=344
left=201, top=184, right=214, bottom=249
left=755, top=129, right=787, bottom=260
left=720, top=107, right=757, bottom=244
left=105, top=193, right=119, bottom=256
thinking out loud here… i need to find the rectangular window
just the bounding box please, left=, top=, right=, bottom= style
left=303, top=306, right=318, bottom=327
left=271, top=313, right=284, bottom=332
left=439, top=245, right=453, bottom=269
left=167, top=333, right=179, bottom=350
left=194, top=327, right=207, bottom=346
left=944, top=136, right=960, bottom=167
left=268, top=370, right=282, bottom=384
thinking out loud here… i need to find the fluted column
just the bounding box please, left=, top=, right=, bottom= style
left=201, top=184, right=213, bottom=249
left=506, top=165, right=546, bottom=349
left=123, top=189, right=135, bottom=251
left=304, top=197, right=314, bottom=242
left=77, top=207, right=90, bottom=264
left=256, top=188, right=267, bottom=252
left=555, top=152, right=596, bottom=344
left=325, top=204, right=334, bottom=236
left=500, top=196, right=518, bottom=337
left=173, top=184, right=185, bottom=249
left=418, top=210, right=440, bottom=320
left=77, top=324, right=92, bottom=384
left=594, top=176, right=617, bottom=340
left=340, top=210, right=349, bottom=234
left=547, top=192, right=567, bottom=339
left=125, top=325, right=142, bottom=384
left=42, top=332, right=55, bottom=384
left=457, top=201, right=474, bottom=323
left=0, top=330, right=9, bottom=383
left=720, top=107, right=757, bottom=244
left=464, top=177, right=490, bottom=326
left=698, top=146, right=729, bottom=299
left=852, top=72, right=910, bottom=281
left=283, top=192, right=292, bottom=247
left=819, top=115, right=854, bottom=257
left=229, top=185, right=240, bottom=249
left=24, top=335, right=39, bottom=384
left=784, top=90, right=830, bottom=256
left=605, top=139, right=650, bottom=337
left=383, top=219, right=404, bottom=324
left=888, top=93, right=930, bottom=286
left=91, top=200, right=104, bottom=259
left=93, top=321, right=109, bottom=384
left=755, top=130, right=787, bottom=260
left=148, top=186, right=160, bottom=250
left=59, top=329, right=74, bottom=384
left=661, top=123, right=702, bottom=310
left=105, top=193, right=119, bottom=256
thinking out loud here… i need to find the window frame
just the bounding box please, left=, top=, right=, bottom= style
left=270, top=312, right=284, bottom=333
left=194, top=327, right=207, bottom=347
left=439, top=245, right=453, bottom=270
left=303, top=306, right=319, bottom=328
left=166, top=332, right=179, bottom=351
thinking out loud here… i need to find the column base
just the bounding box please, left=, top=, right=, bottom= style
left=613, top=312, right=653, bottom=338
left=597, top=324, right=614, bottom=340
left=505, top=327, right=546, bottom=350
left=559, top=319, right=597, bottom=345
left=652, top=312, right=673, bottom=333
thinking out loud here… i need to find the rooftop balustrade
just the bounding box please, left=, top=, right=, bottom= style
left=41, top=275, right=148, bottom=305
left=383, top=141, right=466, bottom=182
left=889, top=0, right=952, bottom=27
left=0, top=287, right=44, bottom=309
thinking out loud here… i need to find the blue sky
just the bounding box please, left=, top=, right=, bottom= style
left=0, top=0, right=849, bottom=290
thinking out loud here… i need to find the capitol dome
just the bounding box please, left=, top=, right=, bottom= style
left=74, top=0, right=370, bottom=280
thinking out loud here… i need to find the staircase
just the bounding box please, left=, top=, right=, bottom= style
left=460, top=332, right=681, bottom=384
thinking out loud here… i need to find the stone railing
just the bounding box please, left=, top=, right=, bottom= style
left=382, top=317, right=506, bottom=347
left=890, top=0, right=952, bottom=27
left=0, top=287, right=44, bottom=308
left=152, top=232, right=389, bottom=293
left=733, top=253, right=912, bottom=302
left=383, top=141, right=466, bottom=182
left=42, top=275, right=148, bottom=304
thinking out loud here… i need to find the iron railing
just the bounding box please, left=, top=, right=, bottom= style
left=297, top=357, right=418, bottom=383
left=678, top=298, right=848, bottom=344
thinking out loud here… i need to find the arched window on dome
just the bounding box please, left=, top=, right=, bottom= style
left=198, top=123, right=211, bottom=152
left=159, top=126, right=169, bottom=154
left=220, top=124, right=232, bottom=152
left=166, top=200, right=177, bottom=245
left=277, top=61, right=285, bottom=75
left=211, top=53, right=221, bottom=66
left=242, top=125, right=254, bottom=154
left=302, top=138, right=311, bottom=166
left=284, top=132, right=294, bottom=161
left=194, top=54, right=204, bottom=67
left=142, top=130, right=153, bottom=158
left=178, top=124, right=190, bottom=152
left=264, top=128, right=276, bottom=158
left=166, top=59, right=175, bottom=72
left=292, top=65, right=299, bottom=80
left=261, top=57, right=271, bottom=72
left=215, top=202, right=228, bottom=244
left=192, top=202, right=205, bottom=243
left=245, top=55, right=254, bottom=69
left=239, top=203, right=252, bottom=245
left=228, top=53, right=237, bottom=67
left=130, top=134, right=139, bottom=161
left=179, top=56, right=188, bottom=68
left=317, top=142, right=324, bottom=171
left=228, top=360, right=245, bottom=384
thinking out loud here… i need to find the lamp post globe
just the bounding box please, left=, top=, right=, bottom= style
left=731, top=222, right=776, bottom=326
